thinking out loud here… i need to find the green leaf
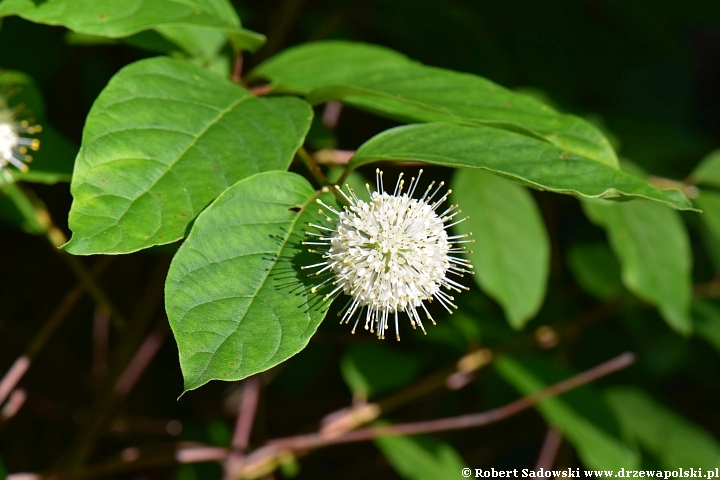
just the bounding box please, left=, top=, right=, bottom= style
left=451, top=169, right=549, bottom=328
left=155, top=25, right=227, bottom=58
left=582, top=199, right=692, bottom=334
left=252, top=41, right=618, bottom=167
left=340, top=343, right=422, bottom=399
left=694, top=190, right=720, bottom=242
left=494, top=354, right=640, bottom=470
left=691, top=149, right=720, bottom=188
left=351, top=123, right=693, bottom=210
left=374, top=431, right=468, bottom=480
left=566, top=243, right=623, bottom=301
left=693, top=300, right=720, bottom=354
left=605, top=386, right=720, bottom=469
left=165, top=171, right=331, bottom=393
left=0, top=0, right=264, bottom=51
left=64, top=56, right=312, bottom=255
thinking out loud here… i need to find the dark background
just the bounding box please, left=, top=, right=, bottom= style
left=0, top=0, right=719, bottom=478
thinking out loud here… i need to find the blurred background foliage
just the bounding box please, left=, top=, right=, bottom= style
left=1, top=0, right=720, bottom=478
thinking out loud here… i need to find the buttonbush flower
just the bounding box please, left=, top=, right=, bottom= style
left=303, top=169, right=474, bottom=340
left=0, top=103, right=41, bottom=182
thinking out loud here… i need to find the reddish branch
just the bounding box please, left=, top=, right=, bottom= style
left=0, top=257, right=113, bottom=407
left=265, top=352, right=635, bottom=451
left=8, top=352, right=634, bottom=480
left=534, top=428, right=563, bottom=471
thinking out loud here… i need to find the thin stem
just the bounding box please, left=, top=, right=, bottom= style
left=232, top=377, right=261, bottom=452
left=534, top=428, right=563, bottom=471
left=297, top=146, right=329, bottom=186
left=224, top=377, right=262, bottom=480
left=232, top=53, right=244, bottom=85
left=0, top=257, right=113, bottom=406
left=5, top=182, right=126, bottom=328
left=12, top=352, right=634, bottom=480
left=265, top=352, right=634, bottom=450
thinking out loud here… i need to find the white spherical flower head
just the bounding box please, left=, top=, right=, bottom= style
left=0, top=107, right=41, bottom=181
left=303, top=169, right=474, bottom=340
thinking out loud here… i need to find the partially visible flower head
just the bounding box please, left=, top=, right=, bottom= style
left=0, top=103, right=41, bottom=181
left=303, top=169, right=474, bottom=340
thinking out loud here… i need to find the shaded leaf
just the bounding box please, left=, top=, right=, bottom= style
left=605, top=386, right=720, bottom=469
left=582, top=199, right=692, bottom=334
left=351, top=123, right=692, bottom=210
left=694, top=190, right=720, bottom=242
left=374, top=431, right=468, bottom=480
left=494, top=354, right=640, bottom=470
left=567, top=243, right=623, bottom=301
left=64, top=56, right=312, bottom=255
left=691, top=149, right=720, bottom=188
left=165, top=171, right=331, bottom=392
left=693, top=300, right=720, bottom=354
left=252, top=41, right=618, bottom=167
left=340, top=343, right=422, bottom=399
left=451, top=169, right=549, bottom=328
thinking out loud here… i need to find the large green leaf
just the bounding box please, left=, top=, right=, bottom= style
left=63, top=57, right=312, bottom=255
left=494, top=355, right=640, bottom=470
left=451, top=169, right=549, bottom=328
left=351, top=123, right=692, bottom=210
left=0, top=0, right=264, bottom=51
left=374, top=431, right=468, bottom=480
left=605, top=386, right=720, bottom=469
left=582, top=199, right=692, bottom=334
left=251, top=41, right=618, bottom=167
left=165, top=171, right=331, bottom=393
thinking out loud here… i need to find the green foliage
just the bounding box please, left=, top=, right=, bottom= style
left=3, top=2, right=719, bottom=476
left=374, top=431, right=468, bottom=480
left=352, top=123, right=692, bottom=209
left=165, top=172, right=332, bottom=392
left=451, top=169, right=550, bottom=328
left=495, top=355, right=640, bottom=470
left=694, top=191, right=720, bottom=242
left=251, top=41, right=618, bottom=167
left=63, top=57, right=312, bottom=255
left=0, top=0, right=265, bottom=51
left=605, top=386, right=720, bottom=469
left=691, top=149, right=720, bottom=188
left=582, top=199, right=692, bottom=334
left=693, top=300, right=720, bottom=354
left=340, top=343, right=422, bottom=399
left=567, top=243, right=624, bottom=301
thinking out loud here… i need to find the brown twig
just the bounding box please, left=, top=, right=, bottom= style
left=11, top=352, right=634, bottom=480
left=224, top=377, right=262, bottom=479
left=297, top=146, right=329, bottom=187
left=232, top=377, right=262, bottom=452
left=534, top=428, right=563, bottom=471
left=232, top=53, right=244, bottom=85
left=265, top=352, right=634, bottom=450
left=114, top=322, right=169, bottom=398
left=92, top=308, right=110, bottom=384
left=322, top=101, right=343, bottom=129
left=0, top=257, right=113, bottom=407
left=67, top=259, right=169, bottom=468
